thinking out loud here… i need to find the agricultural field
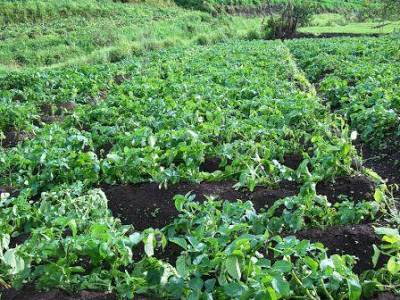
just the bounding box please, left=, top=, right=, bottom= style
left=0, top=35, right=399, bottom=299
left=1, top=0, right=400, bottom=299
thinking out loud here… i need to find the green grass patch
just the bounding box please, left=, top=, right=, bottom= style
left=0, top=2, right=261, bottom=73
left=300, top=20, right=400, bottom=35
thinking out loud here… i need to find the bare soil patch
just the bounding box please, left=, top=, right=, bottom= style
left=39, top=102, right=76, bottom=115
left=372, top=292, right=400, bottom=300
left=0, top=185, right=19, bottom=197
left=316, top=175, right=377, bottom=203
left=1, top=130, right=25, bottom=148
left=0, top=286, right=117, bottom=300
left=357, top=138, right=400, bottom=197
left=39, top=102, right=76, bottom=124
left=103, top=180, right=299, bottom=231
left=104, top=174, right=379, bottom=232
left=114, top=74, right=131, bottom=85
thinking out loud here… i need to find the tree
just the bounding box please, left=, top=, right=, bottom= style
left=262, top=0, right=322, bottom=39
left=359, top=0, right=400, bottom=22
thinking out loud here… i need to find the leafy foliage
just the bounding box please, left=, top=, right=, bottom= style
left=0, top=30, right=398, bottom=299
left=287, top=37, right=400, bottom=147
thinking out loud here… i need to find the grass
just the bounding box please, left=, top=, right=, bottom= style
left=300, top=20, right=400, bottom=35
left=309, top=13, right=349, bottom=27
left=0, top=0, right=262, bottom=73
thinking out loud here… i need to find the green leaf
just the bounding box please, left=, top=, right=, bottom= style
left=4, top=249, right=24, bottom=274
left=174, top=195, right=186, bottom=212
left=249, top=178, right=256, bottom=192
left=189, top=277, right=204, bottom=291
left=272, top=276, right=290, bottom=297
left=167, top=276, right=184, bottom=299
left=272, top=260, right=293, bottom=273
left=347, top=277, right=362, bottom=300
left=361, top=280, right=378, bottom=298
left=387, top=256, right=400, bottom=275
left=169, top=237, right=188, bottom=250
left=129, top=232, right=142, bottom=246
left=372, top=245, right=380, bottom=268
left=204, top=278, right=216, bottom=292
left=187, top=130, right=198, bottom=139
left=187, top=291, right=200, bottom=300
left=304, top=256, right=318, bottom=271
left=148, top=134, right=156, bottom=148
left=225, top=255, right=241, bottom=280
left=375, top=227, right=399, bottom=237
left=373, top=189, right=384, bottom=203
left=224, top=282, right=244, bottom=297
left=265, top=286, right=278, bottom=300
left=67, top=219, right=77, bottom=236
left=176, top=255, right=189, bottom=277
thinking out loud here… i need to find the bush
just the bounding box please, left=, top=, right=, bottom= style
left=196, top=34, right=209, bottom=45
left=246, top=29, right=262, bottom=40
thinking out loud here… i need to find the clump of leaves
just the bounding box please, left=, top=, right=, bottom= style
left=361, top=227, right=400, bottom=297
left=163, top=193, right=363, bottom=299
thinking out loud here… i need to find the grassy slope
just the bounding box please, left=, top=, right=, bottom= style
left=0, top=0, right=261, bottom=73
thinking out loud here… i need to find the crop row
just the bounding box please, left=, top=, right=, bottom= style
left=0, top=41, right=359, bottom=195
left=287, top=37, right=400, bottom=147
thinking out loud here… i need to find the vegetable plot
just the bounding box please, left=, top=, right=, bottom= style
left=0, top=39, right=399, bottom=299
left=286, top=37, right=400, bottom=146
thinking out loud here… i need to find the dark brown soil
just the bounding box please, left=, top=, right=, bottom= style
left=1, top=130, right=25, bottom=148
left=357, top=138, right=400, bottom=197
left=9, top=232, right=30, bottom=248
left=41, top=115, right=64, bottom=124
left=283, top=154, right=304, bottom=170
left=104, top=173, right=380, bottom=232
left=199, top=157, right=224, bottom=172
left=114, top=74, right=131, bottom=85
left=0, top=285, right=161, bottom=300
left=95, top=143, right=113, bottom=159
left=372, top=292, right=400, bottom=300
left=0, top=286, right=117, bottom=300
left=296, top=224, right=386, bottom=274
left=103, top=181, right=299, bottom=231
left=316, top=175, right=377, bottom=203
left=39, top=102, right=76, bottom=115
left=0, top=185, right=20, bottom=197
left=39, top=102, right=76, bottom=124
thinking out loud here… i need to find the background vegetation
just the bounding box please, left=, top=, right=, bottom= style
left=0, top=0, right=398, bottom=73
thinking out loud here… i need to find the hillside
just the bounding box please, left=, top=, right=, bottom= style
left=0, top=0, right=262, bottom=73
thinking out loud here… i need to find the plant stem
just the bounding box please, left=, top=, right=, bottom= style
left=291, top=270, right=319, bottom=300
left=320, top=278, right=334, bottom=300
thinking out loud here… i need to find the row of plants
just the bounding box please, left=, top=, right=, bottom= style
left=0, top=184, right=398, bottom=299
left=287, top=36, right=400, bottom=147
left=1, top=40, right=360, bottom=196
